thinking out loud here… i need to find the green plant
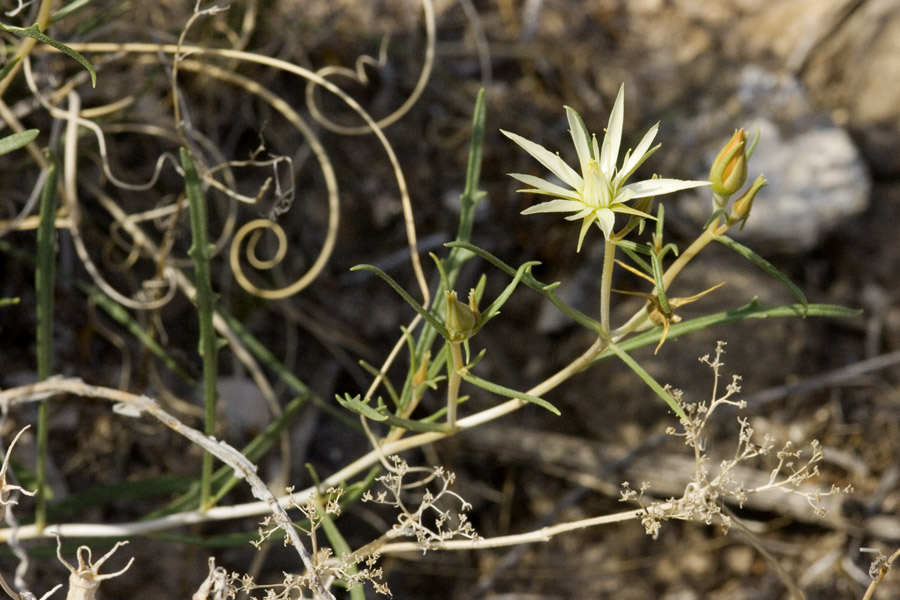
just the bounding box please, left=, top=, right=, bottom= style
left=0, top=2, right=864, bottom=598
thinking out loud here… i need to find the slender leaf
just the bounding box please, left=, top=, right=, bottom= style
left=713, top=234, right=808, bottom=314
left=459, top=371, right=560, bottom=415
left=446, top=241, right=604, bottom=333
left=34, top=154, right=58, bottom=532
left=0, top=57, right=20, bottom=83
left=336, top=394, right=452, bottom=433
left=649, top=251, right=669, bottom=314
left=148, top=395, right=308, bottom=518
left=0, top=129, right=38, bottom=156
left=351, top=263, right=450, bottom=338
left=597, top=300, right=860, bottom=366
left=606, top=343, right=686, bottom=419
left=51, top=0, right=93, bottom=23
left=182, top=147, right=220, bottom=510
left=336, top=394, right=389, bottom=422
left=0, top=23, right=96, bottom=86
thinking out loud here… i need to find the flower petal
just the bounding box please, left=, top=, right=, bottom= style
left=521, top=199, right=586, bottom=215
left=600, top=84, right=625, bottom=173
left=564, top=206, right=596, bottom=221
left=501, top=130, right=582, bottom=189
left=611, top=204, right=656, bottom=219
left=575, top=216, right=594, bottom=252
left=509, top=173, right=581, bottom=200
left=594, top=208, right=616, bottom=239
left=619, top=125, right=660, bottom=181
left=624, top=178, right=711, bottom=199
left=565, top=106, right=593, bottom=166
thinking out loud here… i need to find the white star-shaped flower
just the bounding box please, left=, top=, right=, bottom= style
left=502, top=84, right=710, bottom=251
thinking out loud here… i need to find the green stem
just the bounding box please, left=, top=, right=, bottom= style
left=181, top=148, right=219, bottom=511
left=599, top=238, right=616, bottom=336
left=447, top=341, right=464, bottom=429
left=34, top=153, right=58, bottom=532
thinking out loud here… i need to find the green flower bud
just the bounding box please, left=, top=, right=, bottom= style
left=445, top=291, right=478, bottom=342
left=709, top=129, right=749, bottom=197
left=732, top=174, right=767, bottom=222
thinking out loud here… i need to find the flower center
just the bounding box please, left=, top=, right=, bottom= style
left=582, top=159, right=611, bottom=209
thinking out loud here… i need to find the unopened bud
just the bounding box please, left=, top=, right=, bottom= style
left=445, top=291, right=478, bottom=341
left=709, top=129, right=748, bottom=197
left=732, top=174, right=767, bottom=222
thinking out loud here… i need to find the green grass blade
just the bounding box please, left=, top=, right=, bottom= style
left=50, top=0, right=93, bottom=23
left=218, top=309, right=360, bottom=431
left=181, top=147, right=220, bottom=510
left=79, top=282, right=195, bottom=383
left=147, top=395, right=308, bottom=518
left=34, top=153, right=58, bottom=532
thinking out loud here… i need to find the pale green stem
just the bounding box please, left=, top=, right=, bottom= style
left=447, top=341, right=464, bottom=429
left=599, top=238, right=616, bottom=336
left=325, top=336, right=607, bottom=487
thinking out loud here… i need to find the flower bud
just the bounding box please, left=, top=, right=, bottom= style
left=709, top=129, right=748, bottom=197
left=732, top=174, right=767, bottom=222
left=445, top=291, right=478, bottom=342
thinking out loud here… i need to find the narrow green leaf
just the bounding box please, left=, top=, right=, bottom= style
left=442, top=88, right=488, bottom=285
left=713, top=234, right=808, bottom=315
left=459, top=89, right=486, bottom=242
left=147, top=396, right=308, bottom=518
left=351, top=263, right=450, bottom=338
left=459, top=371, right=560, bottom=415
left=336, top=394, right=388, bottom=422
left=597, top=300, right=860, bottom=365
left=35, top=155, right=58, bottom=381
left=606, top=343, right=687, bottom=420
left=0, top=23, right=96, bottom=86
left=182, top=147, right=219, bottom=510
left=0, top=129, right=38, bottom=156
left=34, top=153, right=58, bottom=532
left=618, top=242, right=653, bottom=275
left=476, top=260, right=539, bottom=329
left=649, top=251, right=669, bottom=314
left=446, top=241, right=604, bottom=333
left=336, top=394, right=452, bottom=433
left=0, top=57, right=21, bottom=83
left=51, top=0, right=93, bottom=23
